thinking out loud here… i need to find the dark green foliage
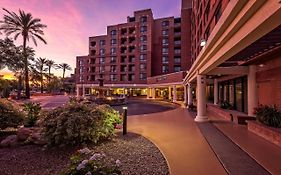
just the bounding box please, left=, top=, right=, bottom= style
left=254, top=105, right=281, bottom=128
left=41, top=102, right=122, bottom=146
left=0, top=99, right=24, bottom=129
left=220, top=101, right=233, bottom=109
left=22, top=102, right=41, bottom=127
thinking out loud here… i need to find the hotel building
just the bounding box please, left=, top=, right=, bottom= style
left=76, top=0, right=281, bottom=120
left=76, top=2, right=192, bottom=102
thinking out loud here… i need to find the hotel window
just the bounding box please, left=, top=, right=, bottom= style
left=140, top=26, right=147, bottom=33
left=121, top=65, right=127, bottom=72
left=140, top=73, right=147, bottom=80
left=162, top=48, right=169, bottom=54
left=110, top=47, right=116, bottom=55
left=162, top=20, right=169, bottom=27
left=162, top=56, right=169, bottom=64
left=174, top=57, right=181, bottom=64
left=99, top=57, right=105, bottom=64
left=129, top=56, right=135, bottom=63
left=140, top=45, right=147, bottom=52
left=110, top=30, right=117, bottom=36
left=174, top=40, right=181, bottom=45
left=91, top=50, right=96, bottom=56
left=215, top=1, right=222, bottom=24
left=174, top=66, right=181, bottom=72
left=162, top=38, right=169, bottom=46
left=110, top=39, right=117, bottom=45
left=99, top=65, right=105, bottom=73
left=99, top=40, right=106, bottom=46
left=140, top=35, right=147, bottom=43
left=110, top=56, right=116, bottom=63
left=128, top=74, right=135, bottom=81
left=129, top=65, right=135, bottom=72
left=99, top=49, right=105, bottom=56
left=110, top=65, right=116, bottom=73
left=140, top=16, right=148, bottom=23
left=90, top=41, right=96, bottom=47
left=162, top=65, right=169, bottom=73
left=140, top=63, right=146, bottom=71
left=90, top=75, right=95, bottom=81
left=162, top=29, right=169, bottom=36
left=110, top=74, right=117, bottom=81
left=121, top=56, right=126, bottom=63
left=140, top=54, right=147, bottom=62
left=174, top=49, right=181, bottom=54
left=121, top=74, right=126, bottom=81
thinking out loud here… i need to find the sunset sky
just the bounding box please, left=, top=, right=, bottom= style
left=0, top=0, right=181, bottom=77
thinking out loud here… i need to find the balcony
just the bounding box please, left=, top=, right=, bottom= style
left=121, top=28, right=127, bottom=35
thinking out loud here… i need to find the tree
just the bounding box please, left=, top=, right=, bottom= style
left=46, top=59, right=56, bottom=82
left=57, top=63, right=72, bottom=81
left=34, top=57, right=48, bottom=93
left=0, top=8, right=47, bottom=99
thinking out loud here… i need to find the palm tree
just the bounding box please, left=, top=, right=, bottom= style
left=46, top=60, right=56, bottom=82
left=35, top=57, right=48, bottom=93
left=0, top=8, right=47, bottom=99
left=57, top=63, right=72, bottom=80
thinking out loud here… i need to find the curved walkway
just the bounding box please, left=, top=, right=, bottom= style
left=128, top=108, right=227, bottom=175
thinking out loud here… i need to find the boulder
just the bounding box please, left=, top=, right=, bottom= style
left=0, top=135, right=18, bottom=147
left=28, top=130, right=46, bottom=145
left=17, top=127, right=33, bottom=141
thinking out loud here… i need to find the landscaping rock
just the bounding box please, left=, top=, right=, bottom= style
left=0, top=135, right=18, bottom=147
left=17, top=127, right=33, bottom=141
left=29, top=131, right=46, bottom=145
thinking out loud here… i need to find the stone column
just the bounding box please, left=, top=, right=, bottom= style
left=147, top=88, right=150, bottom=99
left=82, top=85, right=85, bottom=97
left=173, top=85, right=177, bottom=102
left=187, top=83, right=193, bottom=106
left=195, top=74, right=208, bottom=122
left=168, top=86, right=172, bottom=100
left=184, top=84, right=187, bottom=106
left=248, top=65, right=257, bottom=116
left=152, top=88, right=156, bottom=99
left=214, top=79, right=219, bottom=105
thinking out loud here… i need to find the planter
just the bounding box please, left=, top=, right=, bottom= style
left=248, top=121, right=281, bottom=148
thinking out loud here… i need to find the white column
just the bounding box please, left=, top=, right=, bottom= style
left=187, top=83, right=193, bottom=106
left=173, top=85, right=177, bottom=102
left=146, top=88, right=150, bottom=99
left=168, top=86, right=172, bottom=100
left=195, top=74, right=208, bottom=122
left=248, top=65, right=257, bottom=116
left=152, top=88, right=156, bottom=99
left=184, top=85, right=187, bottom=105
left=214, top=79, right=218, bottom=105
left=82, top=85, right=85, bottom=97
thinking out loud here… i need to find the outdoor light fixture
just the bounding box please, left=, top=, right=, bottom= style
left=259, top=64, right=265, bottom=67
left=200, top=39, right=207, bottom=47
left=122, top=106, right=128, bottom=135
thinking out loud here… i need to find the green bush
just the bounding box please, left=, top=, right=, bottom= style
left=41, top=102, right=122, bottom=146
left=62, top=148, right=121, bottom=175
left=0, top=99, right=24, bottom=129
left=22, top=102, right=41, bottom=127
left=254, top=105, right=281, bottom=128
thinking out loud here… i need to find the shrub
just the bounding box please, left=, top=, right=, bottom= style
left=41, top=102, right=121, bottom=146
left=0, top=99, right=24, bottom=129
left=220, top=101, right=233, bottom=109
left=62, top=148, right=121, bottom=175
left=22, top=102, right=41, bottom=127
left=254, top=105, right=281, bottom=128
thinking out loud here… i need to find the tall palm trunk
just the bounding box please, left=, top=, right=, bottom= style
left=62, top=69, right=65, bottom=85
left=23, top=36, right=30, bottom=99
left=40, top=71, right=43, bottom=93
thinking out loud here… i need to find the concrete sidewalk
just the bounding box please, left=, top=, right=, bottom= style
left=128, top=108, right=227, bottom=175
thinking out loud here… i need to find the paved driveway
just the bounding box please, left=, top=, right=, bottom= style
left=112, top=98, right=177, bottom=115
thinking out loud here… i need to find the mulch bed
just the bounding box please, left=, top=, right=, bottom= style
left=0, top=132, right=169, bottom=175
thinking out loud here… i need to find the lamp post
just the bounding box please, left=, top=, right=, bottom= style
left=122, top=106, right=128, bottom=135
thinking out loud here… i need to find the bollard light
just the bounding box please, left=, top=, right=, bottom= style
left=122, top=106, right=128, bottom=135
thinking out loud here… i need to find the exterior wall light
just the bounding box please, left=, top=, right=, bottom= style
left=200, top=39, right=206, bottom=47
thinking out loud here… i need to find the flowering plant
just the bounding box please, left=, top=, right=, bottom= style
left=62, top=147, right=121, bottom=175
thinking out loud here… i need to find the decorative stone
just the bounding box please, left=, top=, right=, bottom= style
left=17, top=127, right=33, bottom=141
left=0, top=135, right=18, bottom=147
